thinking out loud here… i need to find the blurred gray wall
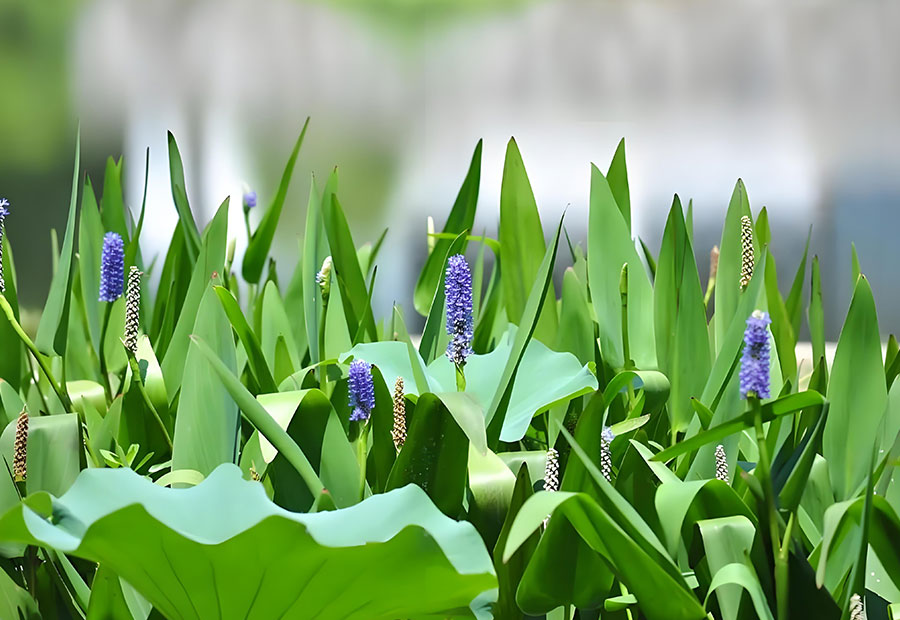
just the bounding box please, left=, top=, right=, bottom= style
left=65, top=0, right=900, bottom=336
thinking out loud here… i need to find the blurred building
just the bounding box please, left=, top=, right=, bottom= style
left=2, top=0, right=899, bottom=337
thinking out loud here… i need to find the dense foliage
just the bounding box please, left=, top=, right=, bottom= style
left=1, top=124, right=899, bottom=620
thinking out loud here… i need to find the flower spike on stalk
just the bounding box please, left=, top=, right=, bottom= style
left=601, top=426, right=615, bottom=482
left=99, top=232, right=125, bottom=302
left=444, top=254, right=473, bottom=367
left=348, top=359, right=375, bottom=422
left=0, top=198, right=9, bottom=292
left=544, top=448, right=560, bottom=493
left=13, top=409, right=27, bottom=482
left=316, top=256, right=332, bottom=301
left=123, top=266, right=142, bottom=354
left=242, top=187, right=257, bottom=211
left=739, top=215, right=754, bottom=289
left=391, top=377, right=407, bottom=451
left=740, top=310, right=772, bottom=399
left=850, top=594, right=866, bottom=620
left=714, top=444, right=728, bottom=482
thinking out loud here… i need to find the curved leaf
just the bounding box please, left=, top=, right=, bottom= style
left=0, top=465, right=497, bottom=619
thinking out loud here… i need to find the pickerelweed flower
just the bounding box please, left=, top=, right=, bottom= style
left=99, top=232, right=125, bottom=302
left=316, top=256, right=333, bottom=300
left=348, top=359, right=375, bottom=422
left=739, top=215, right=754, bottom=289
left=13, top=409, right=27, bottom=482
left=391, top=376, right=407, bottom=451
left=740, top=310, right=771, bottom=399
left=0, top=198, right=10, bottom=292
left=850, top=594, right=866, bottom=620
left=123, top=266, right=142, bottom=353
left=444, top=254, right=473, bottom=366
left=544, top=448, right=560, bottom=492
left=715, top=444, right=728, bottom=482
left=243, top=190, right=257, bottom=210
left=601, top=426, right=615, bottom=482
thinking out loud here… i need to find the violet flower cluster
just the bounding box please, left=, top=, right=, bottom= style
left=99, top=232, right=125, bottom=302
left=739, top=310, right=771, bottom=399
left=348, top=359, right=375, bottom=422
left=445, top=254, right=473, bottom=366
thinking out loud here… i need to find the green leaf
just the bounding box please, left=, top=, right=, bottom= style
left=697, top=517, right=760, bottom=620
left=505, top=492, right=708, bottom=620
left=607, top=138, right=631, bottom=231
left=173, top=283, right=239, bottom=477
left=588, top=163, right=656, bottom=369
left=386, top=392, right=469, bottom=517
left=322, top=194, right=377, bottom=340
left=302, top=175, right=329, bottom=367
left=166, top=132, right=201, bottom=261
left=654, top=195, right=710, bottom=432
left=764, top=248, right=798, bottom=382
left=214, top=286, right=277, bottom=393
left=652, top=391, right=825, bottom=462
left=161, top=199, right=229, bottom=399
left=809, top=255, right=826, bottom=368
left=36, top=131, right=80, bottom=356
left=242, top=119, right=310, bottom=283
left=0, top=465, right=497, bottom=619
left=414, top=140, right=481, bottom=315
left=785, top=226, right=811, bottom=338
left=100, top=156, right=129, bottom=241
left=0, top=234, right=23, bottom=392
left=259, top=282, right=303, bottom=383
left=713, top=180, right=754, bottom=351
left=493, top=464, right=537, bottom=619
left=824, top=276, right=887, bottom=499
left=0, top=566, right=39, bottom=619
left=487, top=216, right=565, bottom=445
left=78, top=177, right=104, bottom=354
left=498, top=138, right=557, bottom=344
left=190, top=335, right=323, bottom=498
left=705, top=563, right=774, bottom=620
left=554, top=267, right=594, bottom=366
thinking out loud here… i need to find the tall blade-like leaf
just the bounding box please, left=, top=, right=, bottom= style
left=654, top=195, right=710, bottom=432
left=713, top=180, right=755, bottom=351
left=78, top=178, right=104, bottom=354
left=588, top=163, right=655, bottom=370
left=824, top=276, right=887, bottom=500
left=100, top=156, right=129, bottom=242
left=809, top=255, right=826, bottom=368
left=607, top=138, right=631, bottom=231
left=301, top=175, right=329, bottom=367
left=36, top=131, right=80, bottom=357
left=498, top=138, right=557, bottom=344
left=414, top=140, right=481, bottom=315
left=166, top=132, right=201, bottom=262
left=242, top=118, right=310, bottom=283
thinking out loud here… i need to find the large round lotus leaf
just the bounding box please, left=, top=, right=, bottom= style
left=0, top=464, right=497, bottom=619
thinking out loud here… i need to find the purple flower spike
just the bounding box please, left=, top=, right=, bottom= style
left=243, top=190, right=257, bottom=210
left=0, top=198, right=9, bottom=218
left=348, top=359, right=375, bottom=422
left=99, top=232, right=125, bottom=302
left=740, top=310, right=772, bottom=399
left=445, top=254, right=473, bottom=366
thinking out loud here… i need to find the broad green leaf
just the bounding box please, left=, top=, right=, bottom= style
left=824, top=276, right=886, bottom=499
left=467, top=446, right=517, bottom=548
left=259, top=282, right=303, bottom=383
left=166, top=131, right=201, bottom=260
left=322, top=194, right=376, bottom=340
left=697, top=516, right=758, bottom=620
left=713, top=180, right=755, bottom=351
left=214, top=285, right=277, bottom=393
left=161, top=199, right=229, bottom=399
left=36, top=131, right=80, bottom=356
left=588, top=163, right=655, bottom=369
left=493, top=464, right=536, bottom=619
left=173, top=283, right=239, bottom=477
left=554, top=267, right=594, bottom=366
left=386, top=392, right=469, bottom=517
left=704, top=563, right=774, bottom=620
left=654, top=195, right=710, bottom=432
left=190, top=335, right=323, bottom=498
left=0, top=465, right=497, bottom=619
left=607, top=138, right=631, bottom=231
left=436, top=391, right=487, bottom=456
left=78, top=177, right=104, bottom=354
left=505, top=492, right=708, bottom=620
left=498, top=138, right=557, bottom=344
left=0, top=567, right=38, bottom=619
left=414, top=140, right=481, bottom=315
left=242, top=118, right=309, bottom=283
left=487, top=216, right=564, bottom=445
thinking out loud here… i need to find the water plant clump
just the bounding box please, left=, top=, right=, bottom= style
left=0, top=126, right=896, bottom=620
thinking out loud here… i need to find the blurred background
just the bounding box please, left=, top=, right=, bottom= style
left=2, top=0, right=899, bottom=338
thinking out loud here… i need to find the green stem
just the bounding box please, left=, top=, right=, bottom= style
left=356, top=422, right=370, bottom=500
left=99, top=303, right=113, bottom=400
left=455, top=363, right=466, bottom=392
left=752, top=395, right=786, bottom=620
left=318, top=297, right=329, bottom=389
left=0, top=295, right=71, bottom=410
left=126, top=353, right=173, bottom=452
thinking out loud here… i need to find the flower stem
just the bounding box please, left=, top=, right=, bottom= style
left=0, top=295, right=71, bottom=410
left=751, top=395, right=787, bottom=620
left=99, top=302, right=113, bottom=400
left=356, top=422, right=370, bottom=500
left=126, top=351, right=173, bottom=452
